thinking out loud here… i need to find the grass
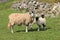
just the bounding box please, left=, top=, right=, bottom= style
left=0, top=0, right=60, bottom=40
left=0, top=11, right=60, bottom=40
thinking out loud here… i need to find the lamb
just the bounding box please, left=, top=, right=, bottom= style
left=28, top=13, right=46, bottom=31
left=36, top=13, right=46, bottom=31
left=8, top=12, right=35, bottom=33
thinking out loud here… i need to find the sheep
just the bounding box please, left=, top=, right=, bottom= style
left=36, top=13, right=46, bottom=31
left=27, top=13, right=46, bottom=31
left=8, top=12, right=35, bottom=33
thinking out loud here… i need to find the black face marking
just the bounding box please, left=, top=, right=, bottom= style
left=32, top=11, right=34, bottom=13
left=36, top=17, right=39, bottom=21
left=41, top=15, right=44, bottom=18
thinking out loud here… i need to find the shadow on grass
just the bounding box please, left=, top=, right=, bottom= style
left=16, top=27, right=51, bottom=32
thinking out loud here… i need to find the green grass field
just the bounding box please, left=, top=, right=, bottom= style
left=0, top=0, right=60, bottom=40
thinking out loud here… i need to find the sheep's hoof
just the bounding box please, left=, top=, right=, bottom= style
left=37, top=26, right=41, bottom=31
left=38, top=30, right=39, bottom=31
left=26, top=30, right=28, bottom=32
left=38, top=29, right=40, bottom=31
left=11, top=32, right=14, bottom=34
left=43, top=27, right=46, bottom=31
left=11, top=31, right=14, bottom=33
left=26, top=31, right=28, bottom=32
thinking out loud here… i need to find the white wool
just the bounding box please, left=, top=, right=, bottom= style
left=36, top=17, right=46, bottom=25
left=36, top=16, right=46, bottom=31
left=39, top=17, right=46, bottom=24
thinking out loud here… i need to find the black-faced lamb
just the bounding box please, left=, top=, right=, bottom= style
left=36, top=13, right=46, bottom=31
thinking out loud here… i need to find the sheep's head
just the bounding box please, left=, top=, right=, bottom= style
left=29, top=8, right=37, bottom=18
left=40, top=13, right=45, bottom=18
left=29, top=10, right=35, bottom=18
left=41, top=14, right=45, bottom=18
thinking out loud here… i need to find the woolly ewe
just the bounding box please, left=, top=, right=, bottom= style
left=8, top=12, right=34, bottom=33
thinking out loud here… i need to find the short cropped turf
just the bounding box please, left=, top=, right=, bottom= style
left=0, top=0, right=60, bottom=40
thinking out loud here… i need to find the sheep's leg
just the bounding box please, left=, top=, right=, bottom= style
left=10, top=26, right=13, bottom=33
left=8, top=22, right=14, bottom=33
left=26, top=26, right=28, bottom=32
left=29, top=23, right=33, bottom=29
left=10, top=25, right=14, bottom=33
left=42, top=24, right=46, bottom=30
left=38, top=25, right=41, bottom=31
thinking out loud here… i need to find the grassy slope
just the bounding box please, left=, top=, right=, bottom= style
left=0, top=0, right=60, bottom=40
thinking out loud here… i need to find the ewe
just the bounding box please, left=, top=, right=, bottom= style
left=8, top=12, right=35, bottom=33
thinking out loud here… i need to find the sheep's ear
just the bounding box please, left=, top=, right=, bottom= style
left=29, top=11, right=34, bottom=16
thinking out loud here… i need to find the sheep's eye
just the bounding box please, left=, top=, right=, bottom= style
left=32, top=11, right=33, bottom=13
